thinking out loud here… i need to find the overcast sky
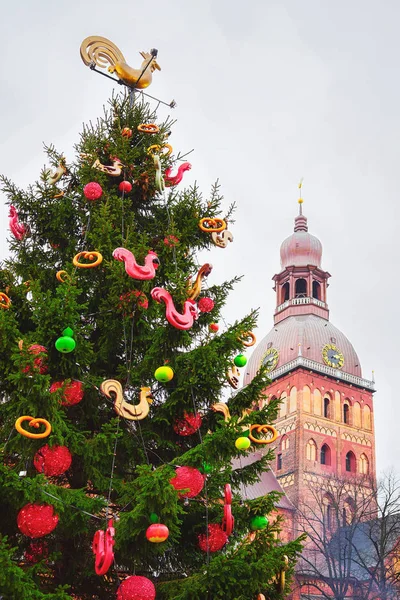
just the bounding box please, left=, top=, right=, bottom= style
left=0, top=0, right=399, bottom=474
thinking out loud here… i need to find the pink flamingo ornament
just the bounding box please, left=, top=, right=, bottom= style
left=9, top=206, right=27, bottom=241
left=151, top=287, right=198, bottom=330
left=92, top=519, right=115, bottom=576
left=113, top=248, right=160, bottom=280
left=164, top=162, right=191, bottom=187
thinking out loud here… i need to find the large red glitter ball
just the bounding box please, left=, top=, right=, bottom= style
left=198, top=297, right=215, bottom=313
left=173, top=412, right=202, bottom=436
left=24, top=540, right=49, bottom=563
left=198, top=523, right=228, bottom=552
left=119, top=180, right=133, bottom=193
left=117, top=575, right=156, bottom=600
left=17, top=503, right=59, bottom=538
left=83, top=182, right=103, bottom=201
left=50, top=380, right=84, bottom=406
left=170, top=466, right=204, bottom=498
left=22, top=344, right=48, bottom=375
left=34, top=444, right=72, bottom=476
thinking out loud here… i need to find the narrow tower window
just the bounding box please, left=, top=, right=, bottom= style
left=312, top=280, right=321, bottom=299
left=345, top=451, right=356, bottom=473
left=295, top=278, right=307, bottom=298
left=343, top=403, right=350, bottom=424
left=320, top=444, right=332, bottom=466
left=277, top=453, right=282, bottom=470
left=324, top=397, right=330, bottom=418
left=281, top=282, right=289, bottom=303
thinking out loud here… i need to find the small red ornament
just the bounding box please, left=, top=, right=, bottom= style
left=173, top=412, right=202, bottom=436
left=17, top=503, right=59, bottom=538
left=83, top=182, right=103, bottom=201
left=209, top=323, right=219, bottom=332
left=119, top=181, right=133, bottom=193
left=50, top=380, right=84, bottom=406
left=119, top=290, right=149, bottom=316
left=121, top=127, right=133, bottom=138
left=34, top=444, right=72, bottom=476
left=146, top=523, right=169, bottom=543
left=24, top=540, right=49, bottom=563
left=93, top=518, right=115, bottom=575
left=163, top=235, right=179, bottom=247
left=22, top=344, right=48, bottom=375
left=117, top=575, right=156, bottom=600
left=222, top=484, right=234, bottom=537
left=198, top=523, right=228, bottom=552
left=198, top=297, right=215, bottom=313
left=170, top=466, right=204, bottom=498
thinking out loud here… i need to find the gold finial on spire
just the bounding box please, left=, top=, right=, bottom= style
left=298, top=178, right=304, bottom=214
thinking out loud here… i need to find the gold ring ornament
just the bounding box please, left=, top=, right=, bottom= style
left=147, top=144, right=173, bottom=157
left=15, top=416, right=52, bottom=439
left=138, top=123, right=159, bottom=134
left=73, top=251, right=103, bottom=268
left=0, top=292, right=11, bottom=309
left=248, top=424, right=278, bottom=445
left=238, top=331, right=256, bottom=347
left=198, top=218, right=227, bottom=233
left=56, top=270, right=71, bottom=283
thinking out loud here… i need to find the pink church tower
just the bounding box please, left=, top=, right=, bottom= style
left=244, top=199, right=376, bottom=509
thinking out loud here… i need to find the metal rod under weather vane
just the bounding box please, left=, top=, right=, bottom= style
left=79, top=36, right=176, bottom=108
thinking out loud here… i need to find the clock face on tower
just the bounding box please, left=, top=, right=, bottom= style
left=262, top=348, right=279, bottom=372
left=322, top=344, right=344, bottom=369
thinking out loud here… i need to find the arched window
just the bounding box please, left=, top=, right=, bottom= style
left=312, top=280, right=321, bottom=299
left=303, top=385, right=311, bottom=412
left=281, top=282, right=289, bottom=303
left=360, top=454, right=369, bottom=475
left=324, top=396, right=331, bottom=418
left=313, top=389, right=322, bottom=415
left=281, top=435, right=289, bottom=451
left=353, top=402, right=361, bottom=427
left=343, top=498, right=355, bottom=525
left=289, top=386, right=297, bottom=413
left=323, top=495, right=334, bottom=530
left=343, top=403, right=350, bottom=424
left=320, top=444, right=332, bottom=466
left=295, top=278, right=307, bottom=298
left=306, top=439, right=317, bottom=461
left=345, top=451, right=356, bottom=473
left=279, top=392, right=288, bottom=419
left=363, top=405, right=372, bottom=430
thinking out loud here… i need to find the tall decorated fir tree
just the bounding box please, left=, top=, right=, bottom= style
left=0, top=37, right=302, bottom=600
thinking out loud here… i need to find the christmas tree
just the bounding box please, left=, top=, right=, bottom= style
left=0, top=38, right=302, bottom=600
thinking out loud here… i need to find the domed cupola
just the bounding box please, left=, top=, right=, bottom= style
left=280, top=209, right=323, bottom=269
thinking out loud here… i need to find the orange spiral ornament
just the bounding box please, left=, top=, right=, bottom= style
left=248, top=424, right=278, bottom=445
left=238, top=331, right=256, bottom=347
left=73, top=251, right=103, bottom=268
left=56, top=270, right=71, bottom=283
left=147, top=144, right=173, bottom=157
left=138, top=123, right=159, bottom=134
left=0, top=292, right=11, bottom=309
left=198, top=218, right=227, bottom=233
left=15, top=416, right=52, bottom=439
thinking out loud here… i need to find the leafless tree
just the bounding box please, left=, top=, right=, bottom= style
left=293, top=472, right=400, bottom=600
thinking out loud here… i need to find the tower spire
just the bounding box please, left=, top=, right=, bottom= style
left=294, top=178, right=308, bottom=232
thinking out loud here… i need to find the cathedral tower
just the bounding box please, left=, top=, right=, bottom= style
left=244, top=200, right=376, bottom=509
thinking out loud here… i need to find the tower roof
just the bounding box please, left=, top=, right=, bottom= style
left=280, top=204, right=322, bottom=269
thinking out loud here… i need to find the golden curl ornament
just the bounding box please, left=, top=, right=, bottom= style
left=73, top=251, right=103, bottom=268
left=198, top=218, right=227, bottom=233
left=15, top=416, right=52, bottom=439
left=238, top=331, right=256, bottom=347
left=248, top=424, right=278, bottom=445
left=80, top=36, right=161, bottom=89
left=147, top=144, right=173, bottom=157
left=56, top=270, right=71, bottom=283
left=187, top=263, right=213, bottom=301
left=0, top=292, right=11, bottom=309
left=138, top=123, right=159, bottom=134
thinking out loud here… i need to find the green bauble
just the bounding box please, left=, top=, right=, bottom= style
left=55, top=333, right=76, bottom=353
left=235, top=436, right=251, bottom=450
left=250, top=515, right=269, bottom=531
left=201, top=463, right=212, bottom=474
left=149, top=513, right=159, bottom=524
left=154, top=366, right=174, bottom=382
left=234, top=354, right=247, bottom=367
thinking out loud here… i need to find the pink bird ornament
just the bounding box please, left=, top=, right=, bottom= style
left=113, top=248, right=160, bottom=280
left=164, top=162, right=192, bottom=187
left=151, top=287, right=198, bottom=330
left=9, top=206, right=27, bottom=241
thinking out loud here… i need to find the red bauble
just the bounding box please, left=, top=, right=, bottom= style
left=117, top=576, right=156, bottom=600
left=119, top=290, right=149, bottom=315
left=34, top=444, right=72, bottom=476
left=22, top=344, right=48, bottom=375
left=146, top=523, right=169, bottom=543
left=198, top=297, right=215, bottom=313
left=163, top=235, right=179, bottom=247
left=198, top=523, right=228, bottom=552
left=119, top=181, right=133, bottom=193
left=24, top=540, right=49, bottom=563
left=121, top=127, right=133, bottom=138
left=50, top=380, right=84, bottom=406
left=209, top=323, right=219, bottom=332
left=17, top=503, right=59, bottom=538
left=170, top=466, right=204, bottom=498
left=173, top=412, right=202, bottom=436
left=83, top=182, right=103, bottom=201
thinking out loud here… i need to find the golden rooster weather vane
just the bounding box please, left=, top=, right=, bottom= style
left=80, top=36, right=160, bottom=90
